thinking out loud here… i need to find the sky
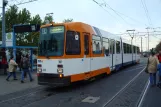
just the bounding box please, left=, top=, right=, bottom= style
left=1, top=0, right=161, bottom=51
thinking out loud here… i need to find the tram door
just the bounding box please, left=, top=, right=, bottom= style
left=83, top=33, right=91, bottom=80
left=110, top=40, right=115, bottom=71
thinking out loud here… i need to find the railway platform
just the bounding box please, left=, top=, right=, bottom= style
left=0, top=71, right=39, bottom=96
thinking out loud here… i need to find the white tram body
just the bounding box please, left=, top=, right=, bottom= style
left=37, top=22, right=140, bottom=86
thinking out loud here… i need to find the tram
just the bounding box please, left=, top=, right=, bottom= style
left=37, top=22, right=140, bottom=86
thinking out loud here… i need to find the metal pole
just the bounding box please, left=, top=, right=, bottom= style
left=141, top=37, right=142, bottom=54
left=2, top=0, right=6, bottom=47
left=146, top=28, right=150, bottom=53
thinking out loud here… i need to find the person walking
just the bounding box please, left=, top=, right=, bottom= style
left=21, top=54, right=33, bottom=83
left=157, top=51, right=161, bottom=87
left=147, top=51, right=159, bottom=87
left=20, top=55, right=27, bottom=78
left=2, top=55, right=8, bottom=75
left=6, top=56, right=18, bottom=81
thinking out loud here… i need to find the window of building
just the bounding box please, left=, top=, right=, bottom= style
left=103, top=37, right=109, bottom=56
left=66, top=31, right=81, bottom=55
left=92, top=35, right=102, bottom=54
left=84, top=35, right=89, bottom=55
left=116, top=41, right=120, bottom=54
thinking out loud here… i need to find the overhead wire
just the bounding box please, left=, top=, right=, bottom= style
left=92, top=0, right=121, bottom=25
left=101, top=0, right=133, bottom=27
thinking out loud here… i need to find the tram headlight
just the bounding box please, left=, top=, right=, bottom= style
left=37, top=68, right=42, bottom=73
left=57, top=68, right=63, bottom=73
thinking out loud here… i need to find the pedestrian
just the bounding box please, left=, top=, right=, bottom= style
left=2, top=55, right=8, bottom=75
left=20, top=55, right=27, bottom=78
left=21, top=54, right=33, bottom=83
left=147, top=51, right=159, bottom=87
left=157, top=51, right=161, bottom=87
left=6, top=56, right=18, bottom=81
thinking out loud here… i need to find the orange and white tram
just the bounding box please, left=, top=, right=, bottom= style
left=37, top=22, right=140, bottom=86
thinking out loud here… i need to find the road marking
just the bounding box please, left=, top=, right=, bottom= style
left=137, top=80, right=150, bottom=107
left=82, top=96, right=100, bottom=103
left=124, top=66, right=145, bottom=72
left=102, top=67, right=146, bottom=107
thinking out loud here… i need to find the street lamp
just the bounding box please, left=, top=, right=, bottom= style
left=2, top=0, right=8, bottom=47
left=126, top=29, right=135, bottom=63
left=46, top=12, right=53, bottom=16
left=45, top=13, right=54, bottom=24
left=145, top=27, right=150, bottom=54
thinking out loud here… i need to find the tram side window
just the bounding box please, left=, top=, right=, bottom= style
left=92, top=35, right=102, bottom=54
left=129, top=45, right=132, bottom=53
left=103, top=38, right=109, bottom=56
left=137, top=47, right=140, bottom=53
left=127, top=44, right=130, bottom=54
left=84, top=35, right=89, bottom=55
left=123, top=43, right=126, bottom=54
left=133, top=46, right=136, bottom=53
left=66, top=31, right=81, bottom=55
left=116, top=41, right=120, bottom=54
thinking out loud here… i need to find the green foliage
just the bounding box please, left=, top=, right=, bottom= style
left=63, top=18, right=73, bottom=23
left=155, top=42, right=161, bottom=52
left=0, top=5, right=73, bottom=47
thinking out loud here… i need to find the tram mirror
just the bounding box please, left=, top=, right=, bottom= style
left=75, top=34, right=79, bottom=40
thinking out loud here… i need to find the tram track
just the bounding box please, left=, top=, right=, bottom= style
left=102, top=67, right=148, bottom=107
left=0, top=63, right=147, bottom=107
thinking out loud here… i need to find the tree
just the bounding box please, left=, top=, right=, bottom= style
left=18, top=8, right=31, bottom=24
left=155, top=41, right=161, bottom=52
left=5, top=5, right=19, bottom=33
left=63, top=18, right=73, bottom=23
left=43, top=15, right=53, bottom=24
left=29, top=15, right=42, bottom=46
left=1, top=5, right=43, bottom=46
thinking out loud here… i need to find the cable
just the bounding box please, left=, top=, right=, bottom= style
left=141, top=0, right=153, bottom=26
left=15, top=0, right=38, bottom=6
left=99, top=0, right=148, bottom=27
left=7, top=0, right=38, bottom=6
left=102, top=0, right=133, bottom=27
left=92, top=0, right=121, bottom=25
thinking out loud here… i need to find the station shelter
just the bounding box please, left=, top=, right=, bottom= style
left=0, top=24, right=40, bottom=74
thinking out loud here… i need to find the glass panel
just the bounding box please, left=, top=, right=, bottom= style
left=38, top=26, right=64, bottom=56
left=66, top=31, right=81, bottom=55
left=92, top=35, right=102, bottom=54
left=84, top=35, right=89, bottom=55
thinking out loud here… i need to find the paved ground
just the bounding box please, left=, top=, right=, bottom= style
left=0, top=71, right=39, bottom=95
left=140, top=77, right=161, bottom=107
left=0, top=57, right=149, bottom=107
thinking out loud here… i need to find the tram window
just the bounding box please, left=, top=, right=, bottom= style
left=92, top=35, right=102, bottom=54
left=130, top=45, right=132, bottom=53
left=103, top=38, right=109, bottom=56
left=116, top=41, right=120, bottom=54
left=137, top=47, right=140, bottom=53
left=133, top=46, right=136, bottom=53
left=66, top=31, right=81, bottom=55
left=84, top=35, right=89, bottom=55
left=127, top=44, right=130, bottom=53
left=123, top=43, right=126, bottom=53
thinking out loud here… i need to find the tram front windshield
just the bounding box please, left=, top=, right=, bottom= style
left=38, top=26, right=65, bottom=56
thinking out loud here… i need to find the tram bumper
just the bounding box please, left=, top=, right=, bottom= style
left=37, top=73, right=71, bottom=87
